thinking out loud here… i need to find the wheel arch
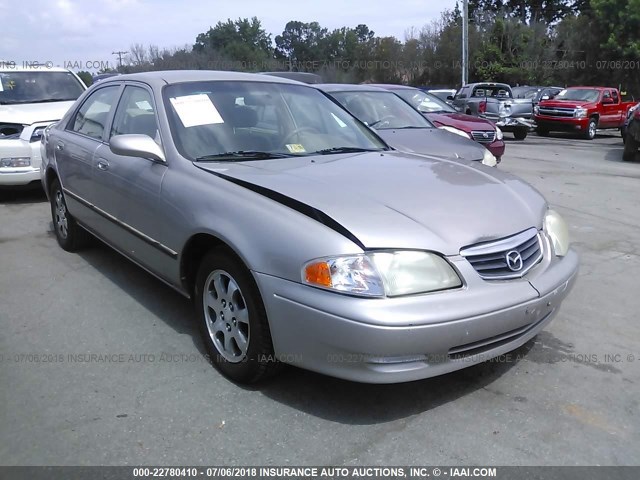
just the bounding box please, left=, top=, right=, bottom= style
left=45, top=167, right=59, bottom=195
left=180, top=233, right=248, bottom=298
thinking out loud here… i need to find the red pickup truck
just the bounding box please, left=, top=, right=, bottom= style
left=534, top=87, right=636, bottom=140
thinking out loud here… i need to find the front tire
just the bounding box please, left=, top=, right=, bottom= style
left=584, top=118, right=597, bottom=140
left=195, top=248, right=279, bottom=383
left=49, top=178, right=91, bottom=252
left=513, top=128, right=528, bottom=140
left=536, top=127, right=549, bottom=137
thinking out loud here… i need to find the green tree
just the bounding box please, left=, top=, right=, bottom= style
left=76, top=70, right=93, bottom=86
left=274, top=21, right=331, bottom=68
left=194, top=17, right=273, bottom=68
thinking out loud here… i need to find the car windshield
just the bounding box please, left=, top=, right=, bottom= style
left=393, top=89, right=456, bottom=114
left=330, top=90, right=433, bottom=129
left=555, top=88, right=600, bottom=102
left=0, top=71, right=85, bottom=105
left=163, top=81, right=388, bottom=161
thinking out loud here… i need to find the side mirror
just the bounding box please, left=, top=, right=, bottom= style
left=446, top=95, right=454, bottom=101
left=602, top=97, right=614, bottom=105
left=110, top=134, right=165, bottom=163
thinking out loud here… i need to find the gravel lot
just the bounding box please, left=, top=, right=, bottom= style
left=1, top=132, right=639, bottom=466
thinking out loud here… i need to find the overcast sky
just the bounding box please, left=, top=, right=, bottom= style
left=0, top=0, right=458, bottom=71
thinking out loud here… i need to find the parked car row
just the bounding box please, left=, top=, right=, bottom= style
left=38, top=70, right=578, bottom=384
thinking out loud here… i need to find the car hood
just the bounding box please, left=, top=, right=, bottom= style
left=375, top=128, right=485, bottom=161
left=0, top=101, right=76, bottom=125
left=426, top=112, right=496, bottom=131
left=196, top=151, right=547, bottom=254
left=538, top=100, right=595, bottom=109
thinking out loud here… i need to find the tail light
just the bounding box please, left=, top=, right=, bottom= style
left=479, top=100, right=487, bottom=114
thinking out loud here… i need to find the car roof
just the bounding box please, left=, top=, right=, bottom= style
left=366, top=84, right=418, bottom=91
left=316, top=83, right=390, bottom=93
left=567, top=86, right=615, bottom=90
left=95, top=70, right=305, bottom=88
left=259, top=72, right=323, bottom=84
left=467, top=82, right=511, bottom=88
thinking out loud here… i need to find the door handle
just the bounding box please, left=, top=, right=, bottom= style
left=97, top=160, right=109, bottom=171
left=55, top=142, right=64, bottom=151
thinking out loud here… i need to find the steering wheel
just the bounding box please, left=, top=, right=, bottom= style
left=280, top=127, right=320, bottom=148
left=369, top=116, right=396, bottom=128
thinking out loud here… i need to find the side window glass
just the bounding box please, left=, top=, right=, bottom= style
left=110, top=86, right=159, bottom=142
left=70, top=86, right=120, bottom=139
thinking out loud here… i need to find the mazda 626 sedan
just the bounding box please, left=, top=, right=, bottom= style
left=41, top=71, right=578, bottom=384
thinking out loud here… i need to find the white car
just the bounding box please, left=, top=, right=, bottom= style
left=0, top=67, right=86, bottom=187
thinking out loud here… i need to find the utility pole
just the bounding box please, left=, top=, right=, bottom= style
left=112, top=51, right=128, bottom=69
left=462, top=0, right=469, bottom=87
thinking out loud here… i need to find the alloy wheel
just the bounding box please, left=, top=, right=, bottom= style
left=202, top=269, right=250, bottom=363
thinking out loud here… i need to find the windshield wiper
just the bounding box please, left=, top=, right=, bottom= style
left=195, top=151, right=292, bottom=162
left=314, top=147, right=385, bottom=155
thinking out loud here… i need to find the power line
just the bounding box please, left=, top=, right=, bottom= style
left=112, top=51, right=129, bottom=68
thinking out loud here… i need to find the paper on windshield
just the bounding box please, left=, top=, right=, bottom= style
left=135, top=100, right=152, bottom=111
left=285, top=144, right=306, bottom=153
left=169, top=94, right=224, bottom=127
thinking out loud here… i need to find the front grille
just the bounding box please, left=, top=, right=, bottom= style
left=538, top=107, right=575, bottom=118
left=470, top=130, right=496, bottom=143
left=460, top=228, right=543, bottom=280
left=0, top=123, right=24, bottom=139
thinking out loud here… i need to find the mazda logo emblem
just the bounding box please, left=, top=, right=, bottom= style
left=505, top=250, right=523, bottom=271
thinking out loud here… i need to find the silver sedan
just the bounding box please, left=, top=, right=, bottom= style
left=41, top=71, right=578, bottom=384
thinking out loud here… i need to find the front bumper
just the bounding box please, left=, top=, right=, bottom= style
left=256, top=248, right=578, bottom=383
left=493, top=117, right=534, bottom=131
left=0, top=139, right=42, bottom=186
left=534, top=115, right=589, bottom=132
left=485, top=140, right=505, bottom=159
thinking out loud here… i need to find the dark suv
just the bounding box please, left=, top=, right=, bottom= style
left=623, top=103, right=639, bottom=161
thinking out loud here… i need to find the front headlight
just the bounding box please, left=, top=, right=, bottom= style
left=482, top=148, right=497, bottom=167
left=438, top=125, right=471, bottom=139
left=574, top=108, right=587, bottom=118
left=544, top=209, right=570, bottom=256
left=303, top=251, right=462, bottom=297
left=495, top=127, right=503, bottom=140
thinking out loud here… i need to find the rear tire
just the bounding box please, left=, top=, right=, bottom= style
left=194, top=248, right=280, bottom=384
left=623, top=136, right=638, bottom=161
left=513, top=128, right=528, bottom=140
left=49, top=178, right=92, bottom=252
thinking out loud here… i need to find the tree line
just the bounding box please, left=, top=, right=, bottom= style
left=95, top=0, right=639, bottom=96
